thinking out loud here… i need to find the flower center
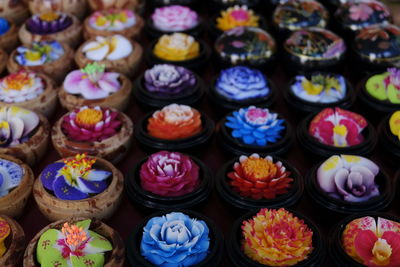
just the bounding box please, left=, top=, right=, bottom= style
left=76, top=109, right=103, bottom=126
left=4, top=72, right=33, bottom=91
left=59, top=154, right=96, bottom=185
left=230, top=10, right=249, bottom=21
left=61, top=222, right=88, bottom=248
left=81, top=63, right=105, bottom=83
left=372, top=238, right=392, bottom=265
left=39, top=12, right=59, bottom=22
left=242, top=158, right=277, bottom=180
left=245, top=108, right=268, bottom=125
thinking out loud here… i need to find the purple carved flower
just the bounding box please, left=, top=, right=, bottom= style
left=26, top=12, right=72, bottom=35
left=144, top=64, right=196, bottom=95
left=317, top=155, right=380, bottom=202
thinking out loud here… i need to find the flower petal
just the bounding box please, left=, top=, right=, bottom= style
left=64, top=70, right=85, bottom=94
left=40, top=162, right=65, bottom=190
left=53, top=176, right=89, bottom=200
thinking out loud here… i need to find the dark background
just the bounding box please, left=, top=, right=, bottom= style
left=15, top=1, right=400, bottom=266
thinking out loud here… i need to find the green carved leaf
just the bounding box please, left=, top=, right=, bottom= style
left=70, top=253, right=105, bottom=267
left=387, top=84, right=400, bottom=104
left=76, top=219, right=91, bottom=231
left=36, top=229, right=64, bottom=266
left=365, top=73, right=389, bottom=101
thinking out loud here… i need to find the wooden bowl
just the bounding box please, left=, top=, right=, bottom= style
left=23, top=217, right=125, bottom=267
left=75, top=37, right=143, bottom=77
left=7, top=42, right=74, bottom=84
left=33, top=156, right=124, bottom=221
left=59, top=72, right=132, bottom=111
left=0, top=1, right=30, bottom=25
left=83, top=9, right=144, bottom=40
left=51, top=109, right=133, bottom=164
left=19, top=14, right=82, bottom=49
left=0, top=50, right=7, bottom=75
left=0, top=73, right=58, bottom=118
left=0, top=155, right=34, bottom=218
left=0, top=20, right=19, bottom=53
left=0, top=215, right=25, bottom=266
left=26, top=0, right=89, bottom=20
left=0, top=113, right=50, bottom=166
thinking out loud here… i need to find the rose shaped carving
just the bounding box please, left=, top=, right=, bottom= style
left=144, top=64, right=196, bottom=95
left=140, top=212, right=210, bottom=266
left=216, top=66, right=269, bottom=100
left=140, top=151, right=200, bottom=197
left=317, top=155, right=380, bottom=202
left=151, top=5, right=199, bottom=32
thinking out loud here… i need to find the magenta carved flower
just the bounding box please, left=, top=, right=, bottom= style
left=349, top=3, right=374, bottom=21
left=63, top=63, right=121, bottom=100
left=61, top=106, right=121, bottom=142
left=139, top=151, right=200, bottom=197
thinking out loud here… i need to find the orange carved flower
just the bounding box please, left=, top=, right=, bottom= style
left=227, top=154, right=293, bottom=199
left=147, top=104, right=202, bottom=140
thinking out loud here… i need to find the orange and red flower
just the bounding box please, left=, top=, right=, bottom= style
left=227, top=154, right=293, bottom=199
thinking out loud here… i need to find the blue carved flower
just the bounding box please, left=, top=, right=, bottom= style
left=40, top=154, right=111, bottom=200
left=0, top=158, right=23, bottom=197
left=0, top=18, right=10, bottom=36
left=215, top=66, right=270, bottom=100
left=140, top=212, right=210, bottom=266
left=225, top=106, right=285, bottom=146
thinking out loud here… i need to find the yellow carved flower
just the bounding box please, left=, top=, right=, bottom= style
left=302, top=78, right=323, bottom=95
left=153, top=33, right=200, bottom=61
left=216, top=5, right=259, bottom=31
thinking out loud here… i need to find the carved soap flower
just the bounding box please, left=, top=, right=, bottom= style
left=37, top=219, right=112, bottom=266
left=15, top=40, right=64, bottom=66
left=317, top=155, right=380, bottom=202
left=389, top=111, right=400, bottom=140
left=242, top=208, right=313, bottom=266
left=151, top=5, right=199, bottom=32
left=82, top=35, right=133, bottom=61
left=0, top=106, right=39, bottom=147
left=0, top=158, right=24, bottom=197
left=216, top=66, right=270, bottom=100
left=140, top=151, right=200, bottom=197
left=216, top=5, right=259, bottom=31
left=366, top=68, right=400, bottom=104
left=64, top=63, right=121, bottom=100
left=342, top=216, right=400, bottom=267
left=40, top=154, right=111, bottom=200
left=61, top=106, right=121, bottom=142
left=147, top=104, right=202, bottom=140
left=144, top=64, right=196, bottom=95
left=0, top=17, right=10, bottom=35
left=225, top=106, right=285, bottom=146
left=141, top=212, right=210, bottom=266
left=228, top=154, right=293, bottom=199
left=26, top=12, right=73, bottom=34
left=291, top=73, right=347, bottom=103
left=0, top=218, right=10, bottom=257
left=153, top=33, right=200, bottom=61
left=89, top=10, right=136, bottom=31
left=309, top=107, right=367, bottom=147
left=0, top=71, right=45, bottom=103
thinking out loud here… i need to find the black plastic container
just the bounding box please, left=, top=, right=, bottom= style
left=379, top=114, right=400, bottom=160
left=216, top=156, right=303, bottom=214
left=351, top=24, right=400, bottom=75
left=147, top=0, right=200, bottom=8
left=208, top=76, right=277, bottom=113
left=227, top=209, right=326, bottom=267
left=297, top=113, right=377, bottom=158
left=283, top=73, right=355, bottom=114
left=209, top=0, right=260, bottom=12
left=133, top=72, right=205, bottom=110
left=146, top=38, right=210, bottom=71
left=134, top=112, right=215, bottom=153
left=126, top=209, right=224, bottom=267
left=283, top=27, right=346, bottom=75
left=125, top=155, right=212, bottom=212
left=213, top=27, right=277, bottom=71
left=217, top=114, right=293, bottom=157
left=329, top=212, right=400, bottom=267
left=357, top=74, right=400, bottom=115
left=144, top=16, right=204, bottom=40
left=305, top=162, right=393, bottom=215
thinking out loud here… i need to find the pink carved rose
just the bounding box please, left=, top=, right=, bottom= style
left=151, top=5, right=199, bottom=32
left=140, top=151, right=200, bottom=197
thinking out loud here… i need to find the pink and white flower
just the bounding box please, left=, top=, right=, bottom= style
left=151, top=5, right=199, bottom=32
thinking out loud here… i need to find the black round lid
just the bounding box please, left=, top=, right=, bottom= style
left=214, top=26, right=276, bottom=65
left=353, top=24, right=400, bottom=63
left=284, top=27, right=346, bottom=61
left=273, top=0, right=329, bottom=31
left=335, top=0, right=392, bottom=32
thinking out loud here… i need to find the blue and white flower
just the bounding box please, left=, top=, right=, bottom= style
left=0, top=158, right=23, bottom=197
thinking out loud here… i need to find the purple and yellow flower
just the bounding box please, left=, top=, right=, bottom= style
left=26, top=12, right=72, bottom=34
left=40, top=154, right=111, bottom=200
left=64, top=63, right=121, bottom=100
